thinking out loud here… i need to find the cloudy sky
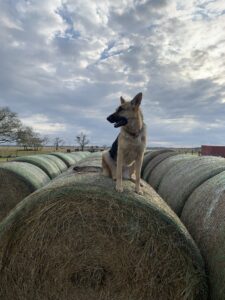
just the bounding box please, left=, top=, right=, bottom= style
left=0, top=0, right=225, bottom=147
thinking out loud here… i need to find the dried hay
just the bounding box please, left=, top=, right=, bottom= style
left=0, top=162, right=208, bottom=300
left=43, top=154, right=68, bottom=172
left=181, top=171, right=225, bottom=300
left=68, top=152, right=90, bottom=161
left=50, top=152, right=83, bottom=167
left=143, top=152, right=178, bottom=184
left=14, top=155, right=61, bottom=179
left=141, top=151, right=153, bottom=176
left=158, top=156, right=225, bottom=216
left=74, top=154, right=102, bottom=172
left=0, top=162, right=50, bottom=221
left=56, top=156, right=102, bottom=179
left=70, top=151, right=91, bottom=159
left=149, top=154, right=196, bottom=190
left=142, top=149, right=174, bottom=180
left=89, top=151, right=102, bottom=158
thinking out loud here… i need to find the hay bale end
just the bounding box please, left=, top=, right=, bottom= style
left=181, top=171, right=225, bottom=300
left=0, top=164, right=208, bottom=300
left=158, top=156, right=225, bottom=216
left=0, top=162, right=50, bottom=221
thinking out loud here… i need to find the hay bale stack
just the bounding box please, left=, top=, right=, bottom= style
left=181, top=171, right=225, bottom=300
left=69, top=152, right=90, bottom=160
left=0, top=162, right=208, bottom=300
left=50, top=152, right=82, bottom=167
left=73, top=152, right=102, bottom=168
left=0, top=162, right=50, bottom=221
left=42, top=154, right=68, bottom=172
left=89, top=151, right=102, bottom=157
left=56, top=155, right=102, bottom=179
left=142, top=149, right=174, bottom=180
left=75, top=154, right=102, bottom=169
left=14, top=155, right=61, bottom=179
left=141, top=151, right=153, bottom=176
left=158, top=156, right=225, bottom=216
left=143, top=152, right=178, bottom=183
left=149, top=154, right=196, bottom=190
left=78, top=151, right=91, bottom=158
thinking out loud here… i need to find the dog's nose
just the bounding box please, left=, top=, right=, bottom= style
left=107, top=114, right=115, bottom=123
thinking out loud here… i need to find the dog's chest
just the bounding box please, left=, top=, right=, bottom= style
left=121, top=138, right=144, bottom=165
left=124, top=147, right=139, bottom=164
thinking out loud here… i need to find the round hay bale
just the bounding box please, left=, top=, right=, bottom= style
left=78, top=151, right=91, bottom=158
left=0, top=168, right=208, bottom=299
left=158, top=156, right=225, bottom=216
left=181, top=171, right=225, bottom=300
left=143, top=152, right=178, bottom=184
left=74, top=155, right=102, bottom=170
left=88, top=151, right=102, bottom=158
left=68, top=152, right=87, bottom=161
left=56, top=157, right=102, bottom=179
left=149, top=154, right=196, bottom=190
left=142, top=149, right=174, bottom=179
left=14, top=155, right=61, bottom=179
left=0, top=162, right=50, bottom=221
left=141, top=151, right=153, bottom=177
left=71, top=151, right=90, bottom=158
left=50, top=152, right=79, bottom=167
left=42, top=154, right=68, bottom=172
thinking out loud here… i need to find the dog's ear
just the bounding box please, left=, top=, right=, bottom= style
left=120, top=96, right=126, bottom=104
left=131, top=92, right=142, bottom=107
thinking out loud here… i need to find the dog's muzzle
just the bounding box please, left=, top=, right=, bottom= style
left=107, top=113, right=128, bottom=128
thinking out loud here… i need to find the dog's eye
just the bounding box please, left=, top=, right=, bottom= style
left=116, top=106, right=124, bottom=113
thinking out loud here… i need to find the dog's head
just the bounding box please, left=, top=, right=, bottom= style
left=107, top=92, right=143, bottom=128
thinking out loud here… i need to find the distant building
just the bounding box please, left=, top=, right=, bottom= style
left=201, top=145, right=225, bottom=157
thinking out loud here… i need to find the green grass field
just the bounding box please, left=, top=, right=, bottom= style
left=0, top=146, right=73, bottom=163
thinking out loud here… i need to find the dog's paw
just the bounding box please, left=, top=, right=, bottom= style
left=135, top=189, right=143, bottom=195
left=116, top=185, right=124, bottom=193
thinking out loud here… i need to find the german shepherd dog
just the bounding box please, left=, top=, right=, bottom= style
left=102, top=92, right=146, bottom=194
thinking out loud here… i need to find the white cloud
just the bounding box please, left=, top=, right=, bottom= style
left=21, top=114, right=67, bottom=134
left=1, top=0, right=225, bottom=146
left=147, top=115, right=201, bottom=133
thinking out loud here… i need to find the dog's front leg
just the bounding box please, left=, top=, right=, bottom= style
left=116, top=147, right=123, bottom=192
left=135, top=154, right=144, bottom=195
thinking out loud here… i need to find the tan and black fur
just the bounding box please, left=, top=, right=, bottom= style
left=102, top=92, right=146, bottom=194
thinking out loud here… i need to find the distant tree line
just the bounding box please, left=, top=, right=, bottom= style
left=0, top=107, right=90, bottom=151
left=0, top=107, right=49, bottom=150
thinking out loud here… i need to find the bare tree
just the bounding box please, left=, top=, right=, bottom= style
left=53, top=137, right=64, bottom=151
left=17, top=126, right=34, bottom=150
left=76, top=132, right=89, bottom=151
left=41, top=136, right=50, bottom=147
left=0, top=107, right=21, bottom=144
left=30, top=133, right=44, bottom=151
left=17, top=126, right=49, bottom=151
